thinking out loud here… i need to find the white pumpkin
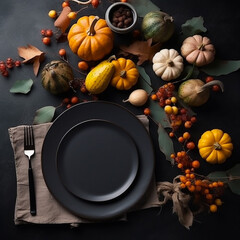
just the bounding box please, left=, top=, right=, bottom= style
left=152, top=49, right=184, bottom=81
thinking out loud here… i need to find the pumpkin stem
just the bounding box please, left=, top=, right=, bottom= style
left=199, top=80, right=224, bottom=93
left=198, top=44, right=205, bottom=51
left=87, top=16, right=100, bottom=36
left=107, top=55, right=116, bottom=62
left=214, top=142, right=222, bottom=150
left=163, top=15, right=174, bottom=23
left=120, top=70, right=126, bottom=78
left=166, top=59, right=174, bottom=67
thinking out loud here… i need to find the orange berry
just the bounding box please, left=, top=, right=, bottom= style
left=218, top=181, right=224, bottom=187
left=165, top=99, right=172, bottom=105
left=185, top=173, right=190, bottom=179
left=78, top=61, right=89, bottom=71
left=183, top=132, right=190, bottom=140
left=204, top=189, right=209, bottom=194
left=190, top=116, right=197, bottom=123
left=144, top=108, right=151, bottom=115
left=181, top=151, right=187, bottom=157
left=151, top=94, right=158, bottom=101
left=62, top=1, right=70, bottom=8
left=188, top=185, right=195, bottom=192
left=42, top=37, right=51, bottom=45
left=184, top=121, right=192, bottom=128
left=177, top=163, right=183, bottom=169
left=170, top=153, right=175, bottom=159
left=212, top=182, right=218, bottom=187
left=71, top=96, right=79, bottom=104
left=215, top=198, right=223, bottom=206
left=186, top=141, right=195, bottom=149
left=195, top=179, right=202, bottom=186
left=58, top=48, right=66, bottom=56
left=185, top=181, right=191, bottom=187
left=80, top=86, right=88, bottom=93
left=192, top=160, right=200, bottom=169
left=180, top=176, right=186, bottom=183
left=180, top=183, right=186, bottom=189
left=185, top=169, right=190, bottom=174
left=206, top=193, right=213, bottom=200
left=190, top=173, right=195, bottom=179
left=178, top=136, right=184, bottom=143
left=169, top=132, right=174, bottom=138
left=210, top=204, right=218, bottom=212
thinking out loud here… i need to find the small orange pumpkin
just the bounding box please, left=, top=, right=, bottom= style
left=111, top=58, right=139, bottom=90
left=67, top=16, right=114, bottom=61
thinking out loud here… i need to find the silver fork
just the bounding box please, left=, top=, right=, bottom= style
left=24, top=126, right=36, bottom=216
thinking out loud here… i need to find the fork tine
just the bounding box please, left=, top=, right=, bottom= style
left=30, top=125, right=35, bottom=148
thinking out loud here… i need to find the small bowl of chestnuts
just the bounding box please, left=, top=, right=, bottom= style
left=105, top=2, right=137, bottom=34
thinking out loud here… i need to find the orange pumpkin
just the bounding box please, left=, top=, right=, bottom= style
left=111, top=58, right=139, bottom=90
left=67, top=16, right=114, bottom=61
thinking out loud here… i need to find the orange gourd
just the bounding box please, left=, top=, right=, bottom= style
left=111, top=58, right=139, bottom=90
left=67, top=16, right=114, bottom=61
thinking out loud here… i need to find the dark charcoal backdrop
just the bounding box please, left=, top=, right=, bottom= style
left=0, top=0, right=240, bottom=239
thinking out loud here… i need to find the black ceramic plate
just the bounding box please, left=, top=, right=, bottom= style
left=42, top=101, right=154, bottom=220
left=56, top=119, right=139, bottom=202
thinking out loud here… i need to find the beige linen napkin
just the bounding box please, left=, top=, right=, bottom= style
left=8, top=115, right=160, bottom=225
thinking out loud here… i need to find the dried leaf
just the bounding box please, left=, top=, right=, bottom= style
left=128, top=0, right=160, bottom=18
left=54, top=6, right=71, bottom=33
left=120, top=39, right=162, bottom=65
left=9, top=79, right=33, bottom=94
left=33, top=106, right=56, bottom=124
left=18, top=44, right=45, bottom=76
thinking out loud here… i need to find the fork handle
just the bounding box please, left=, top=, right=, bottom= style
left=28, top=167, right=36, bottom=216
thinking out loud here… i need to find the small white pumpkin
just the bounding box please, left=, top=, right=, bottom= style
left=152, top=49, right=184, bottom=81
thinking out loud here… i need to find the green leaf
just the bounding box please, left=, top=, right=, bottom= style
left=157, top=124, right=175, bottom=164
left=181, top=16, right=207, bottom=38
left=136, top=65, right=153, bottom=94
left=181, top=64, right=199, bottom=80
left=207, top=171, right=227, bottom=182
left=9, top=79, right=33, bottom=94
left=227, top=164, right=240, bottom=195
left=33, top=106, right=56, bottom=124
left=149, top=99, right=171, bottom=129
left=201, top=59, right=240, bottom=76
left=128, top=0, right=160, bottom=18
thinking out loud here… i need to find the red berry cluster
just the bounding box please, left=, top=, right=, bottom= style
left=150, top=83, right=197, bottom=132
left=0, top=58, right=21, bottom=77
left=41, top=29, right=53, bottom=45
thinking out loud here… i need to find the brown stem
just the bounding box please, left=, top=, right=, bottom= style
left=107, top=55, right=116, bottom=62
left=197, top=80, right=224, bottom=94
left=163, top=15, right=174, bottom=23
left=87, top=16, right=100, bottom=36
left=214, top=142, right=222, bottom=150
left=120, top=70, right=126, bottom=78
left=166, top=59, right=174, bottom=67
left=198, top=44, right=205, bottom=51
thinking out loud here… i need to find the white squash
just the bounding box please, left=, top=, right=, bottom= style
left=152, top=49, right=184, bottom=81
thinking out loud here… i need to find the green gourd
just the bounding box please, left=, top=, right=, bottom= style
left=41, top=60, right=74, bottom=95
left=141, top=11, right=175, bottom=43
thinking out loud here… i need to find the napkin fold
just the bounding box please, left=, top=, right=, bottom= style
left=8, top=115, right=160, bottom=225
